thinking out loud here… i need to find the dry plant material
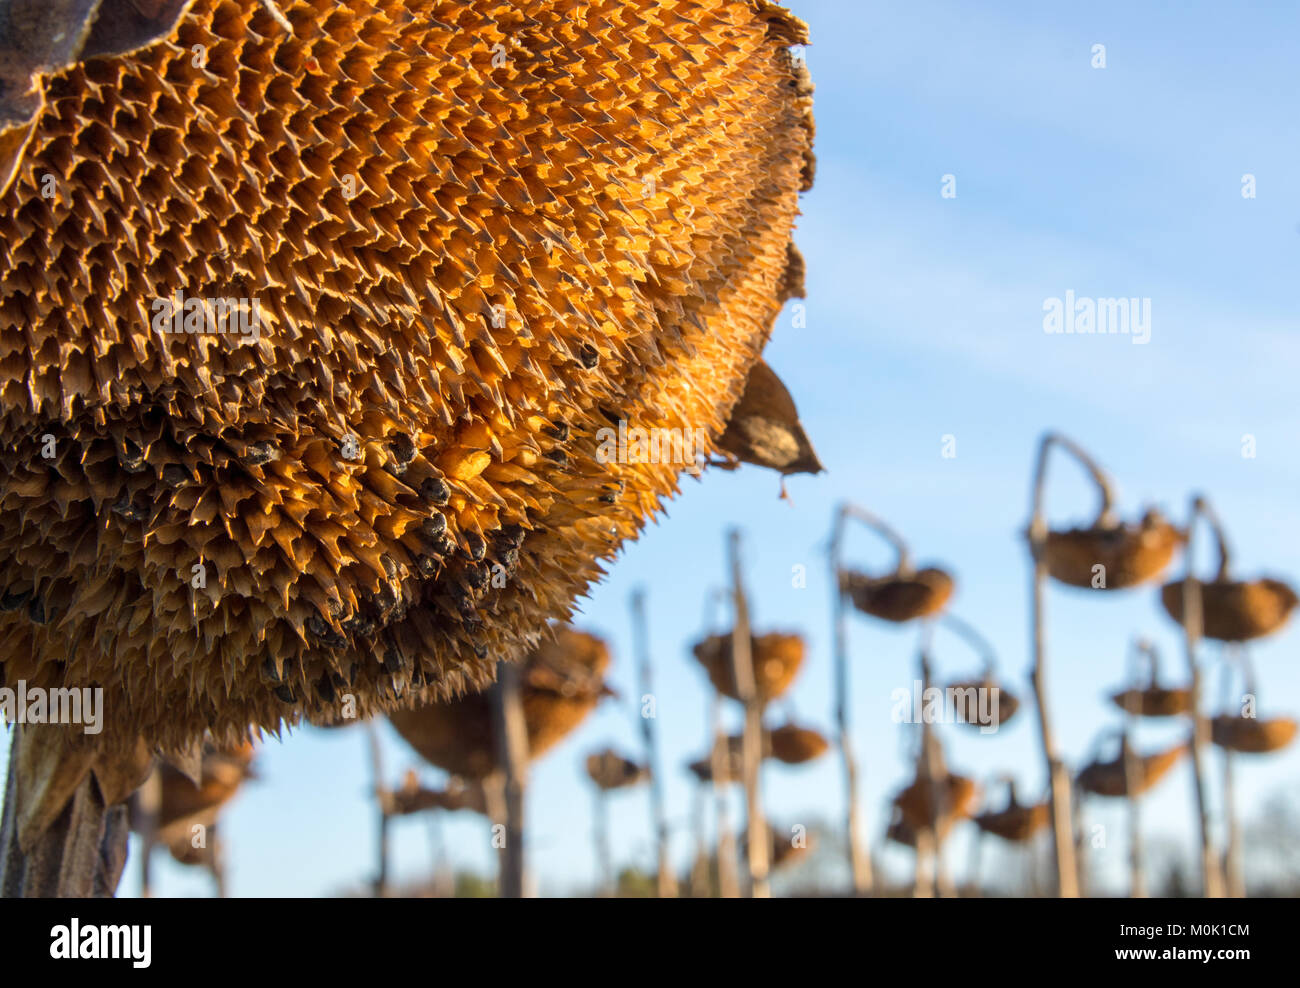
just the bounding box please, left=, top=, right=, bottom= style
left=946, top=676, right=1020, bottom=729
left=892, top=771, right=978, bottom=835
left=1040, top=509, right=1182, bottom=590
left=687, top=754, right=736, bottom=785
left=585, top=748, right=647, bottom=791
left=135, top=739, right=254, bottom=859
left=972, top=783, right=1049, bottom=843
left=387, top=627, right=610, bottom=779
left=689, top=721, right=826, bottom=778
left=1160, top=578, right=1297, bottom=643
left=1110, top=686, right=1191, bottom=718
left=887, top=806, right=962, bottom=847
left=1159, top=495, right=1296, bottom=642
left=148, top=742, right=254, bottom=833
left=0, top=0, right=196, bottom=197
left=1076, top=740, right=1186, bottom=798
left=767, top=722, right=828, bottom=764
left=841, top=567, right=953, bottom=623
left=1108, top=638, right=1190, bottom=718
left=687, top=732, right=744, bottom=784
left=714, top=360, right=823, bottom=478
left=744, top=823, right=809, bottom=871
left=692, top=631, right=804, bottom=704
left=383, top=770, right=487, bottom=816
left=0, top=0, right=816, bottom=763
left=1210, top=715, right=1297, bottom=755
left=1110, top=681, right=1191, bottom=718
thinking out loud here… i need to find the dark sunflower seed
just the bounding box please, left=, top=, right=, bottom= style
left=419, top=477, right=451, bottom=506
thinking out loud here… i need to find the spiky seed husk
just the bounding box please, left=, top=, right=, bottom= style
left=0, top=0, right=815, bottom=753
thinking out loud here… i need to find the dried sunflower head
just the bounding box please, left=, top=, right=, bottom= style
left=691, top=631, right=805, bottom=704
left=387, top=626, right=610, bottom=778
left=1160, top=576, right=1298, bottom=642
left=0, top=0, right=815, bottom=757
left=584, top=748, right=646, bottom=791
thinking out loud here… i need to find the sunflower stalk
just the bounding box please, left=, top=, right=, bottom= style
left=728, top=529, right=769, bottom=898
left=1026, top=432, right=1108, bottom=899
left=1180, top=495, right=1225, bottom=898
left=829, top=502, right=890, bottom=896
left=631, top=588, right=675, bottom=897
left=490, top=658, right=530, bottom=898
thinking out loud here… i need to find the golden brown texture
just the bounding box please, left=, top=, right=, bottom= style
left=767, top=722, right=827, bottom=763
left=0, top=0, right=814, bottom=753
left=1160, top=577, right=1297, bottom=642
left=383, top=769, right=487, bottom=815
left=1110, top=685, right=1191, bottom=718
left=1040, top=511, right=1182, bottom=590
left=947, top=677, right=1020, bottom=729
left=892, top=772, right=978, bottom=834
left=691, top=631, right=804, bottom=704
left=584, top=748, right=646, bottom=791
left=714, top=359, right=822, bottom=477
left=1210, top=715, right=1297, bottom=754
left=387, top=626, right=609, bottom=778
left=1075, top=740, right=1186, bottom=798
left=842, top=566, right=953, bottom=623
left=973, top=791, right=1049, bottom=843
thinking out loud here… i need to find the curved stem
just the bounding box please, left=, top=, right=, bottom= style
left=1190, top=494, right=1234, bottom=582
left=1029, top=432, right=1119, bottom=540
left=699, top=587, right=728, bottom=640
left=1026, top=432, right=1095, bottom=898
left=1129, top=637, right=1160, bottom=688
left=832, top=502, right=914, bottom=577
left=1240, top=649, right=1258, bottom=700
left=1218, top=643, right=1256, bottom=711
left=937, top=613, right=999, bottom=680
left=982, top=773, right=1020, bottom=809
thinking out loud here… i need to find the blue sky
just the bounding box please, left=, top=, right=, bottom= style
left=8, top=0, right=1300, bottom=895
